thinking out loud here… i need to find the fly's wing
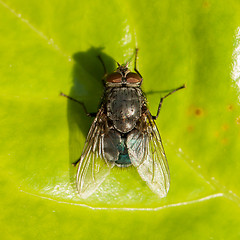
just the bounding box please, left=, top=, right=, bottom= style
left=75, top=107, right=113, bottom=199
left=127, top=111, right=170, bottom=198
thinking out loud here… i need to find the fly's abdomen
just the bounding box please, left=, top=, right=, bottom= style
left=106, top=87, right=142, bottom=133
left=103, top=129, right=132, bottom=166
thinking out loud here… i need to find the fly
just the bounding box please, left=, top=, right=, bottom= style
left=61, top=49, right=185, bottom=198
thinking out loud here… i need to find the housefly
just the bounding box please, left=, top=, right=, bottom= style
left=61, top=49, right=185, bottom=198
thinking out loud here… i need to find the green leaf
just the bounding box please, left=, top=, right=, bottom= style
left=1, top=0, right=240, bottom=239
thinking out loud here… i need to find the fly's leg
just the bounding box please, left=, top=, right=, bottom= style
left=61, top=92, right=96, bottom=166
left=60, top=92, right=97, bottom=117
left=97, top=55, right=108, bottom=85
left=72, top=158, right=80, bottom=167
left=152, top=84, right=186, bottom=120
left=134, top=48, right=143, bottom=78
left=98, top=55, right=107, bottom=75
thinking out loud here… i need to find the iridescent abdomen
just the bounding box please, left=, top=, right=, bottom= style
left=106, top=87, right=142, bottom=133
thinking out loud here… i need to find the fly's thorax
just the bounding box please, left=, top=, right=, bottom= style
left=105, top=87, right=143, bottom=133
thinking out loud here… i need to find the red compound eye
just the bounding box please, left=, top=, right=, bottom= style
left=126, top=72, right=142, bottom=83
left=106, top=72, right=122, bottom=83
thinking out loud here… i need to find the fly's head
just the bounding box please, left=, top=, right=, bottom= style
left=105, top=62, right=142, bottom=87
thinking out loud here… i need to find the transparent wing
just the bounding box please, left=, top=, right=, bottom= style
left=75, top=107, right=113, bottom=199
left=127, top=110, right=170, bottom=198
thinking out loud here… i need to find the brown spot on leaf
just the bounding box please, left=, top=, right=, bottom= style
left=221, top=124, right=229, bottom=131
left=187, top=106, right=205, bottom=117
left=227, top=104, right=234, bottom=111
left=187, top=125, right=194, bottom=132
left=202, top=1, right=210, bottom=9
left=221, top=138, right=228, bottom=145
left=195, top=108, right=204, bottom=117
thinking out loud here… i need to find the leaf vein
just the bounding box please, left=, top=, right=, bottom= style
left=0, top=0, right=71, bottom=61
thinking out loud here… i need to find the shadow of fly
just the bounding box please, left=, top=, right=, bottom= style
left=61, top=49, right=185, bottom=199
